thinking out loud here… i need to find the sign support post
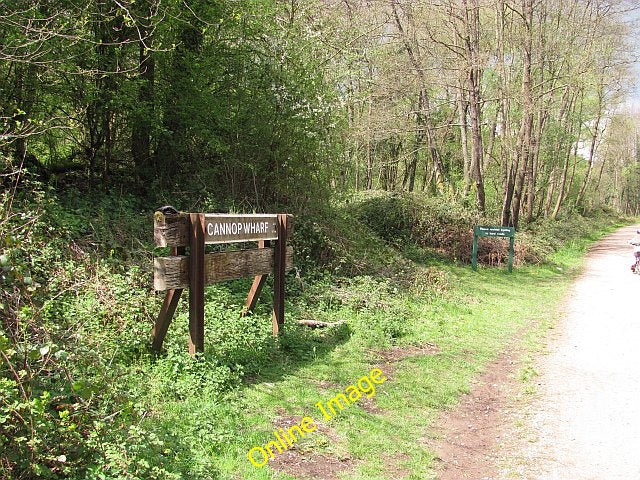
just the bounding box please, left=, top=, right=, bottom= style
left=188, top=213, right=206, bottom=355
left=508, top=236, right=515, bottom=273
left=243, top=240, right=270, bottom=315
left=151, top=246, right=184, bottom=351
left=472, top=235, right=479, bottom=272
left=272, top=214, right=289, bottom=335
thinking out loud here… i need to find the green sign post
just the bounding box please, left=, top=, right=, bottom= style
left=471, top=226, right=516, bottom=272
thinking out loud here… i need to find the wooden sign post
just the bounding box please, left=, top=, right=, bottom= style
left=152, top=212, right=294, bottom=354
left=471, top=225, right=515, bottom=272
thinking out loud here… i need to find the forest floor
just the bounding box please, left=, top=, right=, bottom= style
left=433, top=225, right=640, bottom=480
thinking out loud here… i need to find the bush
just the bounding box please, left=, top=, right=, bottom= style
left=0, top=176, right=238, bottom=479
left=351, top=191, right=480, bottom=262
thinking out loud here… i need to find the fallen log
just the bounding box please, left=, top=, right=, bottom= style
left=297, top=319, right=345, bottom=329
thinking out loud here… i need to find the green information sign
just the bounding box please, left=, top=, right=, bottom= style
left=472, top=225, right=515, bottom=272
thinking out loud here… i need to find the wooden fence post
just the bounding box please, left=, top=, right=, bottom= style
left=189, top=213, right=205, bottom=355
left=508, top=236, right=515, bottom=273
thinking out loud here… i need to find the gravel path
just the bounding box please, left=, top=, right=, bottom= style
left=515, top=225, right=640, bottom=479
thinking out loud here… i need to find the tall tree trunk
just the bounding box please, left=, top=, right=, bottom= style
left=408, top=91, right=424, bottom=192
left=575, top=82, right=604, bottom=208
left=392, top=0, right=446, bottom=193
left=132, top=16, right=155, bottom=175
left=351, top=81, right=360, bottom=192
left=564, top=91, right=585, bottom=203
left=551, top=146, right=573, bottom=220
left=457, top=82, right=471, bottom=197
left=593, top=148, right=608, bottom=193
left=366, top=97, right=373, bottom=189
left=544, top=168, right=557, bottom=217
left=501, top=164, right=517, bottom=226
left=551, top=92, right=578, bottom=219
left=13, top=68, right=26, bottom=162
left=484, top=106, right=498, bottom=172
left=495, top=0, right=515, bottom=226
left=511, top=0, right=534, bottom=229
left=463, top=0, right=486, bottom=213
left=86, top=10, right=114, bottom=183
left=526, top=105, right=548, bottom=223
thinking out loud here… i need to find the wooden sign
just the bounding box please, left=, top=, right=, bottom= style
left=472, top=225, right=515, bottom=272
left=204, top=214, right=278, bottom=244
left=152, top=211, right=294, bottom=355
left=154, top=213, right=283, bottom=247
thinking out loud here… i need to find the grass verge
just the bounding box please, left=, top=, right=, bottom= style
left=194, top=218, right=631, bottom=480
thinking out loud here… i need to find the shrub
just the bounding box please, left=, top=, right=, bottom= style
left=351, top=191, right=480, bottom=262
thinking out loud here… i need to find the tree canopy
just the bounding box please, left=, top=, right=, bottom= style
left=1, top=0, right=639, bottom=218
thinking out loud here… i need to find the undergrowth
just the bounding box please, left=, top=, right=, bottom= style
left=0, top=177, right=630, bottom=479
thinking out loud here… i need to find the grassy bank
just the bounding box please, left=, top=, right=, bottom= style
left=0, top=185, right=630, bottom=479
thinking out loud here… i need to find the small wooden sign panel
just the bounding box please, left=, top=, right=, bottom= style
left=472, top=225, right=515, bottom=272
left=152, top=211, right=294, bottom=355
left=204, top=214, right=278, bottom=244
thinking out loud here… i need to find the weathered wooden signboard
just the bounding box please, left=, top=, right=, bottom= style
left=471, top=225, right=515, bottom=272
left=152, top=211, right=294, bottom=355
left=204, top=214, right=278, bottom=244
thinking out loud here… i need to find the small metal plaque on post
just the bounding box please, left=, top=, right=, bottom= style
left=472, top=225, right=516, bottom=272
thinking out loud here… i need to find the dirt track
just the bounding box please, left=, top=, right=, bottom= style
left=509, top=225, right=640, bottom=479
